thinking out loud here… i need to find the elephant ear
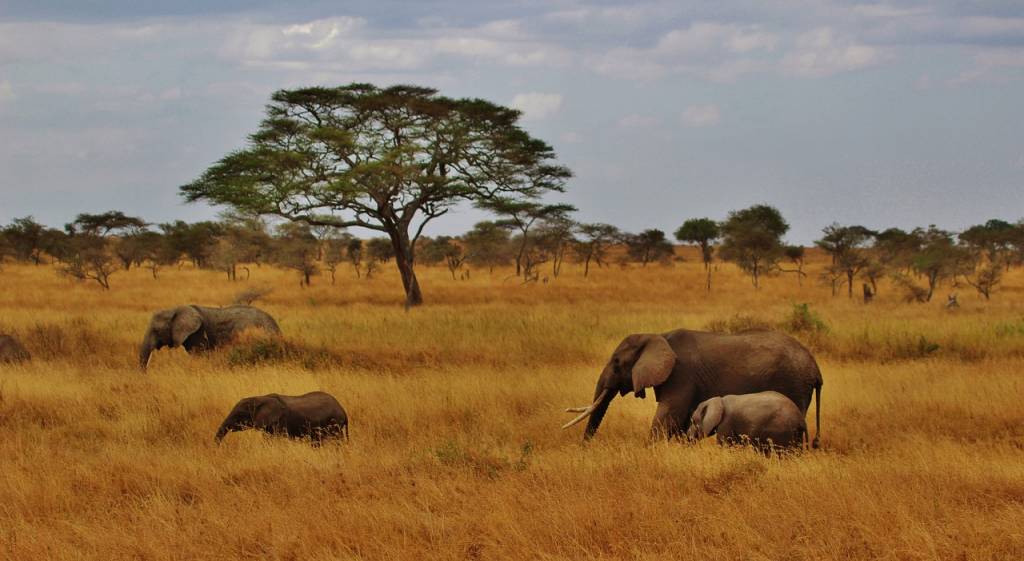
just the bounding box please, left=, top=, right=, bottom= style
left=699, top=398, right=725, bottom=437
left=170, top=306, right=202, bottom=348
left=631, top=334, right=676, bottom=392
left=252, top=396, right=287, bottom=429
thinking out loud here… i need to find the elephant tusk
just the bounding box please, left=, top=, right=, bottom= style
left=561, top=389, right=609, bottom=430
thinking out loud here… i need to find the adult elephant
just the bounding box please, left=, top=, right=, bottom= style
left=562, top=329, right=823, bottom=446
left=138, top=305, right=281, bottom=370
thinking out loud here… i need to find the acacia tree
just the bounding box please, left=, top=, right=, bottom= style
left=574, top=223, right=620, bottom=277
left=462, top=221, right=512, bottom=274
left=718, top=205, right=789, bottom=289
left=624, top=229, right=675, bottom=267
left=483, top=199, right=575, bottom=276
left=815, top=223, right=875, bottom=297
left=960, top=219, right=1015, bottom=267
left=181, top=84, right=570, bottom=307
left=675, top=218, right=720, bottom=292
left=2, top=216, right=51, bottom=265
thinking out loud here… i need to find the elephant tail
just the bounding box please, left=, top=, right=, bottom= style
left=812, top=381, right=822, bottom=449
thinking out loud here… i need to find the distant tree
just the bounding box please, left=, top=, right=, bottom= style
left=534, top=216, right=576, bottom=278
left=208, top=217, right=273, bottom=280
left=58, top=234, right=118, bottom=289
left=273, top=223, right=320, bottom=286
left=909, top=226, right=962, bottom=302
left=181, top=84, right=571, bottom=307
left=69, top=211, right=147, bottom=236
left=484, top=199, right=575, bottom=276
left=159, top=221, right=223, bottom=268
left=624, top=229, right=674, bottom=267
left=346, top=238, right=364, bottom=278
left=859, top=258, right=885, bottom=296
left=574, top=223, right=621, bottom=277
left=959, top=219, right=1015, bottom=267
left=780, top=245, right=807, bottom=287
left=2, top=216, right=50, bottom=264
left=136, top=231, right=179, bottom=279
left=462, top=221, right=513, bottom=274
left=415, top=237, right=446, bottom=266
left=815, top=223, right=875, bottom=297
left=963, top=263, right=1002, bottom=300
left=718, top=205, right=789, bottom=289
left=874, top=227, right=920, bottom=273
left=322, top=233, right=355, bottom=284
left=0, top=231, right=10, bottom=267
left=425, top=236, right=469, bottom=280
left=675, top=218, right=720, bottom=292
left=66, top=211, right=148, bottom=270
left=366, top=238, right=395, bottom=264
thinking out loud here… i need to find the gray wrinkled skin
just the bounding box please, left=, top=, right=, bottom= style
left=138, top=305, right=280, bottom=370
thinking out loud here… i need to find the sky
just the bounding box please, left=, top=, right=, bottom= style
left=1, top=1, right=1023, bottom=243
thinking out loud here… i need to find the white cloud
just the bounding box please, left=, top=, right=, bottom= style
left=781, top=27, right=880, bottom=77
left=0, top=81, right=14, bottom=103
left=511, top=92, right=563, bottom=120
left=681, top=104, right=720, bottom=127
left=656, top=23, right=778, bottom=56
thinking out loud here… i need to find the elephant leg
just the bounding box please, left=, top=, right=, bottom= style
left=649, top=402, right=687, bottom=441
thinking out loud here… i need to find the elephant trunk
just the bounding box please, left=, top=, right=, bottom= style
left=138, top=331, right=156, bottom=371
left=582, top=385, right=616, bottom=441
left=214, top=423, right=229, bottom=444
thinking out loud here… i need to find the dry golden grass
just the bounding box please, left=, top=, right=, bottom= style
left=2, top=251, right=1023, bottom=560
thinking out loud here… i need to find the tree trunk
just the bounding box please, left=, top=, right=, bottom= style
left=388, top=228, right=424, bottom=307
left=847, top=270, right=854, bottom=298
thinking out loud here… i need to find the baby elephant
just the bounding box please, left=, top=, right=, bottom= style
left=215, top=391, right=348, bottom=446
left=687, top=391, right=807, bottom=453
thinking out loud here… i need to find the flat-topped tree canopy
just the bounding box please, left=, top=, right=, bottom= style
left=180, top=83, right=571, bottom=306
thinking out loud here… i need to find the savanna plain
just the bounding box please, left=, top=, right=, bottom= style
left=1, top=251, right=1023, bottom=561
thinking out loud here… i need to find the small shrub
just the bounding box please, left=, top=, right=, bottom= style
left=225, top=334, right=341, bottom=370
left=995, top=319, right=1024, bottom=338
left=781, top=303, right=829, bottom=335
left=433, top=440, right=512, bottom=480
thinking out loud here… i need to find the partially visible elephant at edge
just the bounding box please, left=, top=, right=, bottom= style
left=215, top=391, right=349, bottom=445
left=563, top=329, right=823, bottom=446
left=138, top=305, right=281, bottom=370
left=0, top=334, right=30, bottom=363
left=686, top=391, right=807, bottom=453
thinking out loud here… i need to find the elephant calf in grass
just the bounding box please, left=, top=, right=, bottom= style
left=215, top=392, right=349, bottom=446
left=687, top=391, right=807, bottom=454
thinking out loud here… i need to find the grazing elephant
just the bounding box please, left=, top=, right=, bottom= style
left=138, top=305, right=280, bottom=370
left=562, top=329, right=823, bottom=445
left=215, top=391, right=349, bottom=445
left=0, top=334, right=30, bottom=363
left=686, top=391, right=807, bottom=453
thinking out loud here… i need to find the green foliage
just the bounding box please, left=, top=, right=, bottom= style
left=624, top=229, right=674, bottom=266
left=782, top=303, right=830, bottom=335
left=674, top=218, right=720, bottom=267
left=180, top=83, right=572, bottom=305
left=718, top=205, right=789, bottom=288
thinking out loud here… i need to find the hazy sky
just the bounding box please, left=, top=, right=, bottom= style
left=2, top=1, right=1023, bottom=242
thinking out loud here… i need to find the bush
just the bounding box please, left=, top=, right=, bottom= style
left=226, top=334, right=341, bottom=370
left=781, top=303, right=829, bottom=335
